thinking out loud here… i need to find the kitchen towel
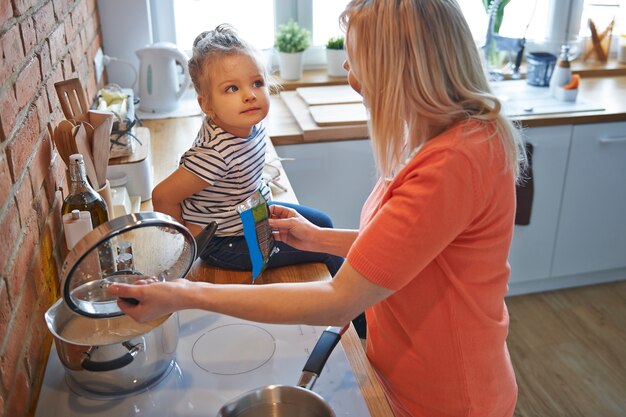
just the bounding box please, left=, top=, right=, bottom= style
left=515, top=142, right=534, bottom=226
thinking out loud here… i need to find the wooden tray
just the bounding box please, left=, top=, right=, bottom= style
left=280, top=92, right=369, bottom=142
left=296, top=85, right=363, bottom=106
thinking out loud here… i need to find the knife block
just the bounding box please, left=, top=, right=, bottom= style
left=107, top=127, right=153, bottom=201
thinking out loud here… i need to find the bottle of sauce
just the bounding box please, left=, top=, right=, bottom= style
left=550, top=45, right=572, bottom=95
left=62, top=154, right=109, bottom=227
left=62, top=154, right=114, bottom=274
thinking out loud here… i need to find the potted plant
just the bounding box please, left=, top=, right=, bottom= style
left=326, top=36, right=348, bottom=78
left=274, top=19, right=311, bottom=80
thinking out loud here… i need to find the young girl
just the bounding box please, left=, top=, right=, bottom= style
left=113, top=2, right=524, bottom=416
left=152, top=24, right=342, bottom=277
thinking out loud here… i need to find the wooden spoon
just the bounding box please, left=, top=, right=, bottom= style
left=53, top=120, right=79, bottom=167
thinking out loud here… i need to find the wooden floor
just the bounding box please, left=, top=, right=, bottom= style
left=506, top=280, right=626, bottom=417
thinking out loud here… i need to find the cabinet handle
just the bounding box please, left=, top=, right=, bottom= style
left=598, top=136, right=626, bottom=144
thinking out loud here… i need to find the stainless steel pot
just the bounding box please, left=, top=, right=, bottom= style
left=217, top=325, right=347, bottom=417
left=44, top=212, right=217, bottom=396
left=45, top=299, right=178, bottom=396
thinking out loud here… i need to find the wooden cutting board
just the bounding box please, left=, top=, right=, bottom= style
left=280, top=92, right=368, bottom=142
left=309, top=103, right=368, bottom=126
left=296, top=85, right=363, bottom=106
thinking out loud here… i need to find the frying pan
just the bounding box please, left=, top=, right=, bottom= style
left=216, top=324, right=348, bottom=417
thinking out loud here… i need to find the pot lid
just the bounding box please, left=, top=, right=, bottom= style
left=61, top=212, right=196, bottom=318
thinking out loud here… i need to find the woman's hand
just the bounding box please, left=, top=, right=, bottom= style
left=107, top=278, right=194, bottom=323
left=269, top=204, right=321, bottom=252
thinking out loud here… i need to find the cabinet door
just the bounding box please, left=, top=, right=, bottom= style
left=552, top=121, right=626, bottom=277
left=275, top=139, right=376, bottom=229
left=508, top=126, right=572, bottom=283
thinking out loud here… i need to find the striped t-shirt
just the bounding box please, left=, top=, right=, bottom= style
left=179, top=117, right=271, bottom=236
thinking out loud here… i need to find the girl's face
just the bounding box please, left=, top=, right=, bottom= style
left=198, top=54, right=270, bottom=138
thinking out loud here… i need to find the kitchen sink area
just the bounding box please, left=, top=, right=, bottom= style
left=490, top=80, right=604, bottom=117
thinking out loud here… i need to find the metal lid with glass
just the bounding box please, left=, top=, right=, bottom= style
left=61, top=212, right=196, bottom=318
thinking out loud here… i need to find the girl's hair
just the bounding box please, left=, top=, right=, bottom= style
left=188, top=24, right=279, bottom=95
left=339, top=0, right=525, bottom=180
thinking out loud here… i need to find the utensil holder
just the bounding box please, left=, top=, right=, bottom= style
left=96, top=180, right=114, bottom=219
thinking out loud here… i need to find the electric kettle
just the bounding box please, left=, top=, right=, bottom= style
left=136, top=42, right=192, bottom=113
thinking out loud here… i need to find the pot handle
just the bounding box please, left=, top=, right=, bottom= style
left=297, top=324, right=349, bottom=390
left=194, top=221, right=218, bottom=260
left=81, top=341, right=143, bottom=372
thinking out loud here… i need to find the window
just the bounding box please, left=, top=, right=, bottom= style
left=155, top=0, right=624, bottom=69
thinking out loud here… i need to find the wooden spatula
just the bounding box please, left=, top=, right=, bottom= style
left=88, top=110, right=114, bottom=188
left=73, top=124, right=99, bottom=188
left=55, top=78, right=89, bottom=122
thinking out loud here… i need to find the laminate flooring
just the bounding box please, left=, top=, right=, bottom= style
left=506, top=280, right=626, bottom=417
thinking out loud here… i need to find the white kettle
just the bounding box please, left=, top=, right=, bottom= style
left=136, top=42, right=191, bottom=113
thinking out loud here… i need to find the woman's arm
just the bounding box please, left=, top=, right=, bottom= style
left=152, top=166, right=209, bottom=235
left=269, top=204, right=358, bottom=257
left=108, top=260, right=393, bottom=325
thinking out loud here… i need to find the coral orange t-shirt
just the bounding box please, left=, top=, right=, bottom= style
left=347, top=121, right=518, bottom=417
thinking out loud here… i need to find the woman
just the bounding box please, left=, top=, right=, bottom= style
left=109, top=1, right=525, bottom=415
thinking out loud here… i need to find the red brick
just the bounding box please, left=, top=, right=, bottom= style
left=37, top=40, right=52, bottom=81
left=16, top=56, right=41, bottom=109
left=7, top=216, right=37, bottom=304
left=0, top=26, right=24, bottom=92
left=7, top=105, right=39, bottom=180
left=0, top=203, right=20, bottom=274
left=33, top=2, right=55, bottom=44
left=0, top=0, right=12, bottom=27
left=35, top=87, right=50, bottom=132
left=29, top=129, right=52, bottom=194
left=47, top=23, right=65, bottom=65
left=0, top=281, right=10, bottom=350
left=0, top=152, right=12, bottom=205
left=20, top=15, right=36, bottom=55
left=0, top=291, right=27, bottom=390
left=16, top=171, right=34, bottom=227
left=52, top=0, right=70, bottom=19
left=7, top=366, right=30, bottom=417
left=13, top=0, right=36, bottom=16
left=0, top=85, right=18, bottom=142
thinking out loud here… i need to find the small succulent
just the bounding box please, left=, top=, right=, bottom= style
left=274, top=20, right=311, bottom=53
left=326, top=36, right=345, bottom=50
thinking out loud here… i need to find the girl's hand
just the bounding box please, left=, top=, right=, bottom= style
left=269, top=204, right=320, bottom=252
left=107, top=278, right=193, bottom=323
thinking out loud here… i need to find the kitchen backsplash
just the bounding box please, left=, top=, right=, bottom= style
left=0, top=0, right=103, bottom=415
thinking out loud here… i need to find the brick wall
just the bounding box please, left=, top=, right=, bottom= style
left=0, top=0, right=102, bottom=415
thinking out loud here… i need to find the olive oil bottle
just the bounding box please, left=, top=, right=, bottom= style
left=62, top=154, right=109, bottom=227
left=62, top=154, right=115, bottom=275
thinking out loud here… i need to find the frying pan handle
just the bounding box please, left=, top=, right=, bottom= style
left=298, top=324, right=349, bottom=390
left=194, top=221, right=218, bottom=260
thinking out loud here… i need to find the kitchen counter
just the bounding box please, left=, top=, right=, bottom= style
left=267, top=75, right=626, bottom=145
left=141, top=118, right=394, bottom=417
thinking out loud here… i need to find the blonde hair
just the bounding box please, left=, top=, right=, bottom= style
left=340, top=0, right=525, bottom=180
left=188, top=24, right=280, bottom=96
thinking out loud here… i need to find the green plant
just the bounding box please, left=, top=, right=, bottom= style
left=326, top=36, right=345, bottom=50
left=482, top=0, right=511, bottom=34
left=274, top=20, right=311, bottom=53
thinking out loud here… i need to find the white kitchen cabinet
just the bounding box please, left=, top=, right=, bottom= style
left=508, top=126, right=572, bottom=286
left=551, top=121, right=626, bottom=277
left=275, top=139, right=376, bottom=229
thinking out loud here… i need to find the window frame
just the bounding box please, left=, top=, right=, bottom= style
left=150, top=0, right=616, bottom=72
